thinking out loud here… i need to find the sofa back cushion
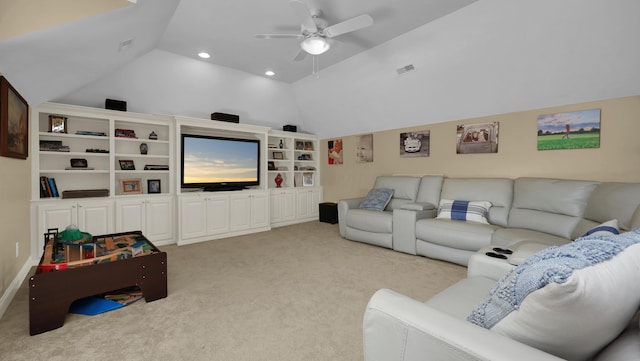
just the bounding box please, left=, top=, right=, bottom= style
left=440, top=178, right=513, bottom=227
left=415, top=175, right=444, bottom=207
left=508, top=178, right=599, bottom=239
left=373, top=176, right=421, bottom=211
left=571, top=182, right=640, bottom=239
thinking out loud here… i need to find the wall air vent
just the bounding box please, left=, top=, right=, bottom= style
left=396, top=64, right=416, bottom=75
left=119, top=38, right=135, bottom=52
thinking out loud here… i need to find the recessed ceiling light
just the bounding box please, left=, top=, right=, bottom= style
left=198, top=52, right=211, bottom=59
left=265, top=70, right=275, bottom=77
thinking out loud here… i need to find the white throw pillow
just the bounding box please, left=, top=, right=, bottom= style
left=436, top=199, right=492, bottom=224
left=580, top=219, right=619, bottom=238
left=468, top=229, right=640, bottom=361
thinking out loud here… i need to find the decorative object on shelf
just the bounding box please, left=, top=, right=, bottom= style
left=295, top=141, right=304, bottom=150
left=69, top=158, right=88, bottom=168
left=139, top=143, right=148, bottom=155
left=61, top=189, right=109, bottom=199
left=147, top=179, right=161, bottom=194
left=0, top=76, right=29, bottom=159
left=279, top=139, right=284, bottom=148
left=272, top=151, right=284, bottom=160
left=298, top=154, right=312, bottom=160
left=85, top=148, right=109, bottom=153
left=149, top=131, right=158, bottom=140
left=115, top=128, right=137, bottom=138
left=274, top=173, right=283, bottom=188
left=144, top=164, right=169, bottom=170
left=268, top=161, right=276, bottom=170
left=120, top=178, right=142, bottom=194
left=303, top=172, right=314, bottom=187
left=119, top=159, right=135, bottom=170
left=48, top=115, right=67, bottom=133
left=76, top=130, right=106, bottom=136
left=40, top=140, right=69, bottom=152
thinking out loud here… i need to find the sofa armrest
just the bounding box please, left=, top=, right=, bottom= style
left=338, top=198, right=364, bottom=237
left=392, top=208, right=435, bottom=254
left=364, top=289, right=564, bottom=361
left=399, top=202, right=437, bottom=211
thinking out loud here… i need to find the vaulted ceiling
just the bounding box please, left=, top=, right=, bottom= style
left=0, top=0, right=476, bottom=106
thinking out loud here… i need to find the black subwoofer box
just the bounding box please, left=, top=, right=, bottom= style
left=105, top=99, right=127, bottom=111
left=211, top=112, right=239, bottom=123
left=319, top=202, right=338, bottom=224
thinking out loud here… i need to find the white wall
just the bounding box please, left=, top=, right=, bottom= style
left=57, top=49, right=305, bottom=130
left=293, top=0, right=640, bottom=139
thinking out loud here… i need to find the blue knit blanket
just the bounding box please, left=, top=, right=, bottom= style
left=467, top=228, right=640, bottom=329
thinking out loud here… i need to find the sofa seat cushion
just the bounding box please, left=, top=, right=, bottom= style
left=491, top=228, right=570, bottom=248
left=468, top=230, right=640, bottom=361
left=346, top=209, right=393, bottom=233
left=426, top=276, right=496, bottom=320
left=416, top=218, right=502, bottom=251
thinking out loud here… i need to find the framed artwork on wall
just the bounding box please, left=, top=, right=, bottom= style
left=400, top=130, right=430, bottom=158
left=537, top=109, right=601, bottom=150
left=0, top=76, right=29, bottom=159
left=328, top=138, right=343, bottom=164
left=356, top=134, right=373, bottom=163
left=456, top=122, right=499, bottom=154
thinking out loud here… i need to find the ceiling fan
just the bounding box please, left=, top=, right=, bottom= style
left=255, top=0, right=373, bottom=61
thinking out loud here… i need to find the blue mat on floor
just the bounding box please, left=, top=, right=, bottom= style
left=69, top=297, right=124, bottom=316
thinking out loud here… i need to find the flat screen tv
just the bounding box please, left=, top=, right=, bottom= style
left=181, top=134, right=260, bottom=191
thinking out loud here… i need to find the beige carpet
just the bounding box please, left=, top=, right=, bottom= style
left=0, top=221, right=466, bottom=361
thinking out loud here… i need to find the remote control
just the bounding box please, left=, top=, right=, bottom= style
left=485, top=252, right=508, bottom=259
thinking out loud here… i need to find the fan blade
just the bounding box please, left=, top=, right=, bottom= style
left=255, top=34, right=303, bottom=39
left=323, top=14, right=373, bottom=38
left=293, top=48, right=307, bottom=61
left=289, top=0, right=317, bottom=33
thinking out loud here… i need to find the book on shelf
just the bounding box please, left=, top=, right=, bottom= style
left=40, top=176, right=59, bottom=198
left=115, top=128, right=137, bottom=138
left=40, top=140, right=70, bottom=152
left=65, top=167, right=95, bottom=170
left=75, top=130, right=107, bottom=136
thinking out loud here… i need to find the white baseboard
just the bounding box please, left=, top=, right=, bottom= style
left=0, top=257, right=35, bottom=320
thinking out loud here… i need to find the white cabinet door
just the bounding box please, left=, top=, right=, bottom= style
left=270, top=189, right=296, bottom=224
left=180, top=196, right=207, bottom=240
left=229, top=193, right=252, bottom=231
left=250, top=191, right=269, bottom=229
left=76, top=200, right=113, bottom=236
left=297, top=188, right=322, bottom=220
left=115, top=197, right=146, bottom=233
left=206, top=194, right=229, bottom=235
left=145, top=196, right=173, bottom=241
left=38, top=203, right=76, bottom=238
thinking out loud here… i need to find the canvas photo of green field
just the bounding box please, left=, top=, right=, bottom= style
left=537, top=109, right=601, bottom=151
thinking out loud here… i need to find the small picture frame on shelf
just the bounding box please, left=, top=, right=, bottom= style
left=48, top=115, right=67, bottom=133
left=147, top=179, right=161, bottom=194
left=119, top=159, right=135, bottom=170
left=268, top=161, right=276, bottom=170
left=302, top=172, right=314, bottom=187
left=272, top=151, right=284, bottom=160
left=120, top=178, right=142, bottom=194
left=304, top=141, right=314, bottom=151
left=295, top=141, right=304, bottom=150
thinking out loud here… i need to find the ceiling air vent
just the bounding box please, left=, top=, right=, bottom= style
left=396, top=64, right=415, bottom=75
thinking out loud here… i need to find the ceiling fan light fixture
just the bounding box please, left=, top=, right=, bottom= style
left=301, top=36, right=330, bottom=55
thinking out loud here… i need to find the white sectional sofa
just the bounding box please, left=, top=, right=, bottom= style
left=338, top=175, right=640, bottom=361
left=338, top=175, right=640, bottom=265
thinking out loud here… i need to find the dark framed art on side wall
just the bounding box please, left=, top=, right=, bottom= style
left=0, top=76, right=29, bottom=159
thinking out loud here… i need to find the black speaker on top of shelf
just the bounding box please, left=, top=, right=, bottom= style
left=105, top=99, right=127, bottom=111
left=283, top=125, right=297, bottom=132
left=211, top=112, right=239, bottom=123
